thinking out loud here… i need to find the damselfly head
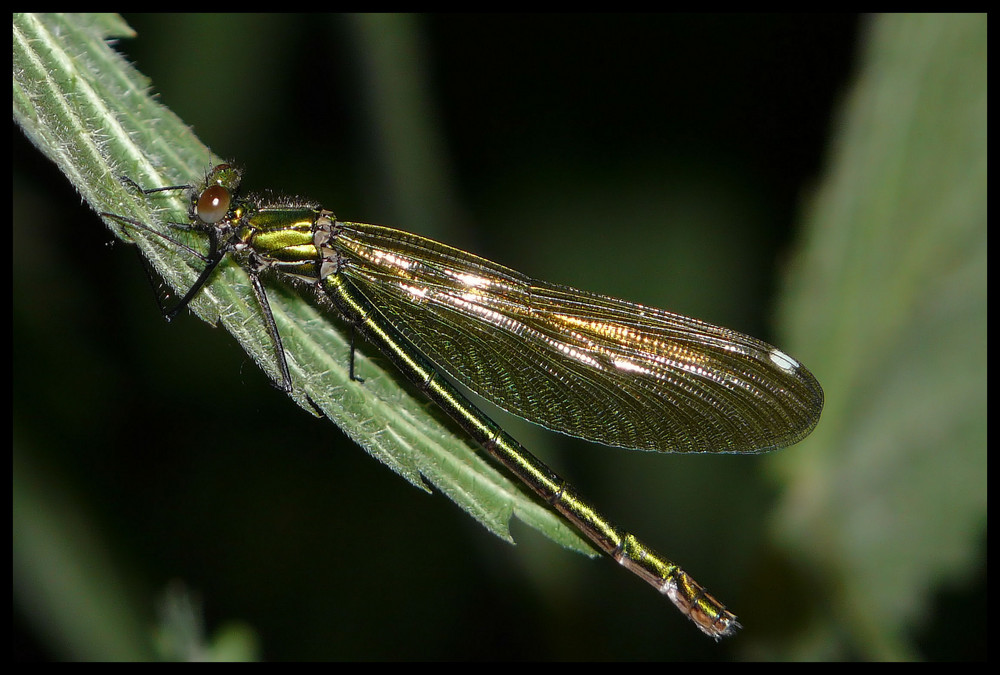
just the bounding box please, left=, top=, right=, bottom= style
left=192, top=164, right=243, bottom=224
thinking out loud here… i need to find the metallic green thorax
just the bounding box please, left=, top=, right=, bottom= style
left=104, top=163, right=824, bottom=639
left=242, top=206, right=326, bottom=281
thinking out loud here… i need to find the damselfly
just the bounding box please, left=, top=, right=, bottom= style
left=101, top=164, right=823, bottom=639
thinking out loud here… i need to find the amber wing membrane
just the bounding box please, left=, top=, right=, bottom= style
left=333, top=222, right=823, bottom=454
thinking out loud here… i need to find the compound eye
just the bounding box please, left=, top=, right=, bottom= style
left=196, top=185, right=231, bottom=223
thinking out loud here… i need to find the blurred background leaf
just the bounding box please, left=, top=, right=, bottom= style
left=14, top=13, right=984, bottom=661
left=764, top=13, right=987, bottom=661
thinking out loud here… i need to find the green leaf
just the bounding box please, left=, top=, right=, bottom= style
left=13, top=10, right=592, bottom=560
left=769, top=13, right=987, bottom=660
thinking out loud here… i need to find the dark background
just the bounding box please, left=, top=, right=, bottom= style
left=15, top=13, right=983, bottom=661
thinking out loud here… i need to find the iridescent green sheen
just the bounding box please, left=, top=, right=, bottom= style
left=101, top=164, right=824, bottom=639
